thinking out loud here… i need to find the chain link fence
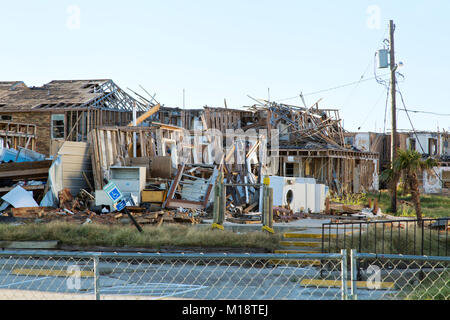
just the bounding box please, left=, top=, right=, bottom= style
left=0, top=250, right=344, bottom=300
left=350, top=251, right=449, bottom=300
left=0, top=250, right=447, bottom=300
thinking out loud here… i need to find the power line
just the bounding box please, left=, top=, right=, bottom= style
left=357, top=86, right=389, bottom=131
left=396, top=83, right=444, bottom=185
left=274, top=74, right=390, bottom=102
left=341, top=61, right=373, bottom=109
left=397, top=108, right=450, bottom=117
left=341, top=25, right=390, bottom=110
left=267, top=26, right=391, bottom=107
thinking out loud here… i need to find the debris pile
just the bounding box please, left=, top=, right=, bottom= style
left=247, top=101, right=347, bottom=149
left=0, top=98, right=386, bottom=229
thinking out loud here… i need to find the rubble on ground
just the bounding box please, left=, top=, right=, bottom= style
left=0, top=100, right=388, bottom=228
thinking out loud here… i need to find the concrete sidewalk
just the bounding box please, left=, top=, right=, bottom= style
left=199, top=218, right=332, bottom=233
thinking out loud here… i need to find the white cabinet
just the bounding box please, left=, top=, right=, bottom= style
left=110, top=166, right=146, bottom=204
left=95, top=166, right=146, bottom=206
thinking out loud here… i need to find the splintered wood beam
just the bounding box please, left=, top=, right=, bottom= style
left=246, top=140, right=260, bottom=159
left=162, top=163, right=185, bottom=208
left=127, top=103, right=160, bottom=126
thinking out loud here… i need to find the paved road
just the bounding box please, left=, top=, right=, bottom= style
left=0, top=256, right=397, bottom=300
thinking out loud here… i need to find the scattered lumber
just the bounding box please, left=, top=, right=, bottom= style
left=12, top=207, right=57, bottom=218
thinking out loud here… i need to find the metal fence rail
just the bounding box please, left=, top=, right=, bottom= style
left=0, top=250, right=447, bottom=300
left=322, top=217, right=449, bottom=256
left=0, top=250, right=344, bottom=300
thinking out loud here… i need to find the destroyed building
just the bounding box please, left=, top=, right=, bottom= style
left=345, top=130, right=450, bottom=194
left=148, top=101, right=381, bottom=194
left=152, top=102, right=380, bottom=194
left=0, top=80, right=150, bottom=156
left=0, top=79, right=385, bottom=226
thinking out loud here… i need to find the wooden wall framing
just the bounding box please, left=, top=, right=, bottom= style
left=278, top=149, right=378, bottom=194
left=0, top=121, right=37, bottom=151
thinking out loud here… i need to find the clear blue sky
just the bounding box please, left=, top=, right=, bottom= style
left=1, top=0, right=449, bottom=132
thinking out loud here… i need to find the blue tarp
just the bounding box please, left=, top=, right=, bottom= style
left=0, top=147, right=45, bottom=163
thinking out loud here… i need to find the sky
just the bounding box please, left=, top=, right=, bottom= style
left=1, top=0, right=449, bottom=132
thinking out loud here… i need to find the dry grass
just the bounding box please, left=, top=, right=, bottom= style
left=0, top=221, right=281, bottom=251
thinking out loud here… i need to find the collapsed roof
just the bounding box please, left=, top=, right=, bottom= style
left=245, top=101, right=348, bottom=150
left=0, top=80, right=150, bottom=112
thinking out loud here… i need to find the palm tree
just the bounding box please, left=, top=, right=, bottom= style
left=381, top=149, right=437, bottom=220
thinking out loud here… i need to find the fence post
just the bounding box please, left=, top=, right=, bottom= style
left=421, top=221, right=425, bottom=256
left=268, top=187, right=273, bottom=229
left=94, top=256, right=100, bottom=300
left=341, top=249, right=348, bottom=300
left=261, top=178, right=274, bottom=234
left=261, top=185, right=266, bottom=226
left=212, top=171, right=225, bottom=230
left=350, top=249, right=358, bottom=300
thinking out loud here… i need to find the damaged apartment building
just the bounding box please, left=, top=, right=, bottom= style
left=151, top=101, right=380, bottom=195
left=0, top=80, right=150, bottom=156
left=0, top=78, right=382, bottom=224
left=344, top=129, right=450, bottom=194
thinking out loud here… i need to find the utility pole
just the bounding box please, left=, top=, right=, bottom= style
left=132, top=101, right=137, bottom=158
left=389, top=19, right=398, bottom=213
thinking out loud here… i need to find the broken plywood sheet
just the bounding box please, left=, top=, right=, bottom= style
left=1, top=186, right=38, bottom=208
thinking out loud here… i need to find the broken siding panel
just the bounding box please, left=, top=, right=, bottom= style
left=57, top=141, right=92, bottom=195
